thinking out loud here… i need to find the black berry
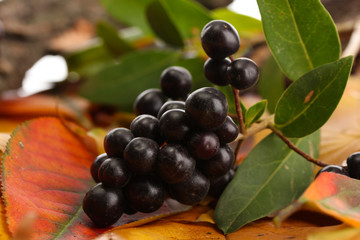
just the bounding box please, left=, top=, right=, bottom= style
left=198, top=145, right=234, bottom=179
left=134, top=89, right=166, bottom=117
left=124, top=137, right=159, bottom=174
left=227, top=57, right=259, bottom=90
left=104, top=128, right=134, bottom=158
left=160, top=66, right=192, bottom=100
left=157, top=144, right=196, bottom=184
left=98, top=157, right=132, bottom=188
left=315, top=165, right=348, bottom=178
left=201, top=20, right=240, bottom=59
left=130, top=114, right=161, bottom=143
left=124, top=175, right=165, bottom=213
left=185, top=87, right=228, bottom=130
left=208, top=169, right=235, bottom=198
left=187, top=131, right=220, bottom=160
left=168, top=170, right=210, bottom=205
left=157, top=100, right=185, bottom=119
left=82, top=183, right=125, bottom=228
left=214, top=116, right=239, bottom=143
left=90, top=153, right=108, bottom=183
left=203, top=58, right=231, bottom=86
left=159, top=109, right=192, bottom=143
left=347, top=152, right=360, bottom=179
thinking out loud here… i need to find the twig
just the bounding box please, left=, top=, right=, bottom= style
left=234, top=115, right=274, bottom=142
left=232, top=87, right=246, bottom=135
left=268, top=125, right=328, bottom=167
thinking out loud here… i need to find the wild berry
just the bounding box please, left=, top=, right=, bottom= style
left=160, top=66, right=192, bottom=100
left=227, top=57, right=259, bottom=90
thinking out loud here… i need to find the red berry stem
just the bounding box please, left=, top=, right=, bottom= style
left=268, top=125, right=328, bottom=167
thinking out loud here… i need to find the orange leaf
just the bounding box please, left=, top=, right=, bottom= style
left=275, top=172, right=360, bottom=228
left=1, top=117, right=187, bottom=239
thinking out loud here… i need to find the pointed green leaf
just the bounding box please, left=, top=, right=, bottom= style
left=215, top=131, right=319, bottom=234
left=146, top=0, right=212, bottom=47
left=100, top=0, right=153, bottom=35
left=79, top=49, right=180, bottom=110
left=275, top=56, right=353, bottom=138
left=258, top=55, right=285, bottom=113
left=257, top=0, right=341, bottom=80
left=245, top=100, right=267, bottom=128
left=211, top=8, right=262, bottom=38
left=146, top=0, right=184, bottom=47
left=96, top=21, right=134, bottom=57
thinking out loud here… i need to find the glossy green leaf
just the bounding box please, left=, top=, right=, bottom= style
left=215, top=131, right=319, bottom=234
left=275, top=56, right=353, bottom=138
left=100, top=0, right=153, bottom=35
left=96, top=21, right=134, bottom=57
left=257, top=0, right=341, bottom=80
left=146, top=0, right=212, bottom=46
left=258, top=55, right=285, bottom=113
left=80, top=49, right=180, bottom=110
left=211, top=8, right=262, bottom=38
left=146, top=0, right=184, bottom=47
left=244, top=100, right=267, bottom=128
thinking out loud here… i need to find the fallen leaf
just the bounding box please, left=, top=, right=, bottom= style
left=1, top=117, right=189, bottom=239
left=275, top=172, right=360, bottom=228
left=0, top=194, right=11, bottom=240
left=0, top=133, right=10, bottom=153
left=308, top=226, right=360, bottom=240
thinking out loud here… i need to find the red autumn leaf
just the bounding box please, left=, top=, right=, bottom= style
left=275, top=172, right=360, bottom=227
left=1, top=117, right=184, bottom=239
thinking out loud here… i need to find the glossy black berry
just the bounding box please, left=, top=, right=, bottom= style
left=208, top=169, right=235, bottom=198
left=315, top=165, right=348, bottom=178
left=201, top=20, right=240, bottom=59
left=185, top=87, right=228, bottom=130
left=198, top=145, right=234, bottom=179
left=124, top=137, right=159, bottom=174
left=157, top=100, right=185, bottom=119
left=82, top=183, right=125, bottom=228
left=157, top=144, right=196, bottom=184
left=168, top=170, right=210, bottom=205
left=130, top=114, right=161, bottom=143
left=347, top=152, right=360, bottom=179
left=227, top=57, right=259, bottom=90
left=187, top=131, right=220, bottom=160
left=104, top=128, right=134, bottom=158
left=90, top=153, right=108, bottom=183
left=159, top=109, right=192, bottom=143
left=203, top=58, right=231, bottom=86
left=124, top=175, right=165, bottom=213
left=214, top=116, right=239, bottom=143
left=98, top=157, right=132, bottom=188
left=160, top=66, right=192, bottom=100
left=134, top=88, right=167, bottom=117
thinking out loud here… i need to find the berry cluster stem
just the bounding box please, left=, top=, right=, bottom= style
left=232, top=88, right=246, bottom=135
left=268, top=125, right=328, bottom=167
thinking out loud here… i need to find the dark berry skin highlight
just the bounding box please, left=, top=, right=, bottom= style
left=214, top=116, right=239, bottom=144
left=227, top=57, right=259, bottom=90
left=130, top=114, right=161, bottom=143
left=160, top=66, right=192, bottom=100
left=82, top=183, right=125, bottom=228
left=187, top=131, right=220, bottom=160
left=133, top=88, right=166, bottom=117
left=315, top=165, right=348, bottom=178
left=157, top=100, right=185, bottom=119
left=98, top=157, right=132, bottom=188
left=159, top=109, right=192, bottom=143
left=104, top=128, right=134, bottom=158
left=90, top=153, right=108, bottom=183
left=347, top=152, right=360, bottom=179
left=204, top=58, right=231, bottom=86
left=201, top=20, right=240, bottom=59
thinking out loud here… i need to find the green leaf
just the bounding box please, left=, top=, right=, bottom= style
left=215, top=131, right=319, bottom=234
left=146, top=0, right=212, bottom=46
left=96, top=21, right=134, bottom=57
left=274, top=56, right=353, bottom=138
left=211, top=8, right=262, bottom=38
left=79, top=49, right=180, bottom=110
left=100, top=0, right=153, bottom=35
left=65, top=43, right=113, bottom=75
left=245, top=100, right=267, bottom=128
left=257, top=0, right=341, bottom=80
left=258, top=55, right=285, bottom=113
left=146, top=0, right=184, bottom=47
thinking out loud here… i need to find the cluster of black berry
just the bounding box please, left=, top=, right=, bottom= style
left=316, top=152, right=360, bottom=179
left=82, top=64, right=239, bottom=228
left=201, top=20, right=259, bottom=89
